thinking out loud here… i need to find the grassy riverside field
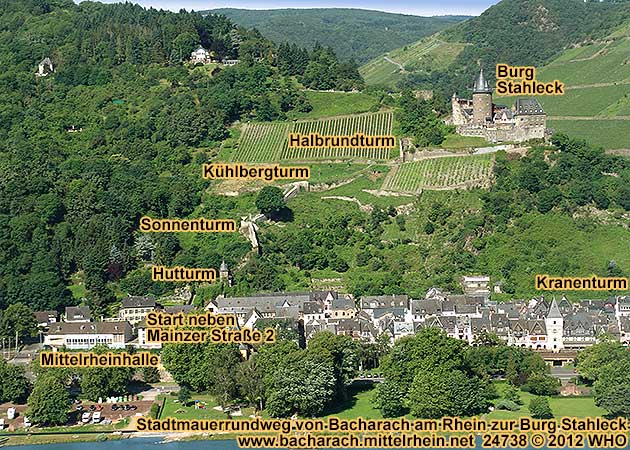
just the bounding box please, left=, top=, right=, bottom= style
left=155, top=384, right=603, bottom=423
left=487, top=383, right=606, bottom=420
left=232, top=111, right=395, bottom=163
left=382, top=154, right=494, bottom=192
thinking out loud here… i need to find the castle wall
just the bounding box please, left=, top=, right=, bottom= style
left=456, top=124, right=545, bottom=142
left=451, top=98, right=469, bottom=126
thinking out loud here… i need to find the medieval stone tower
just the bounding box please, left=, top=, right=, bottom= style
left=472, top=68, right=493, bottom=125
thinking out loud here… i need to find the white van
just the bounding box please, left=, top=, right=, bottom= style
left=81, top=412, right=91, bottom=423
left=91, top=411, right=101, bottom=423
left=6, top=407, right=16, bottom=420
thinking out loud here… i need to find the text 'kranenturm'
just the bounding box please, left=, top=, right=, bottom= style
left=536, top=275, right=628, bottom=291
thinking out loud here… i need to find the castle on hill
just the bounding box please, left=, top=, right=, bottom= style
left=450, top=68, right=547, bottom=143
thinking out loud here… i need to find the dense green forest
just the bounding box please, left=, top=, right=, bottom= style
left=0, top=0, right=628, bottom=323
left=371, top=0, right=630, bottom=94
left=0, top=0, right=362, bottom=315
left=209, top=8, right=468, bottom=64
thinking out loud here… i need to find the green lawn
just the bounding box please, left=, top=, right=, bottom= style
left=308, top=163, right=371, bottom=185
left=159, top=394, right=259, bottom=420
left=154, top=382, right=605, bottom=424
left=69, top=273, right=87, bottom=300
left=322, top=385, right=383, bottom=420
left=439, top=134, right=492, bottom=149
left=489, top=383, right=605, bottom=419
left=325, top=383, right=605, bottom=421
left=287, top=91, right=381, bottom=119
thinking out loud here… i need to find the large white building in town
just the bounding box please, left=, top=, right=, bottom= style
left=44, top=321, right=133, bottom=350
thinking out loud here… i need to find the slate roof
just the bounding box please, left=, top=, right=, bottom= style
left=164, top=305, right=194, bottom=314
left=563, top=313, right=596, bottom=337
left=121, top=296, right=156, bottom=309
left=473, top=68, right=492, bottom=93
left=373, top=308, right=406, bottom=320
left=515, top=98, right=545, bottom=115
left=48, top=321, right=130, bottom=335
left=547, top=298, right=563, bottom=319
left=216, top=292, right=310, bottom=314
left=310, top=291, right=338, bottom=302
left=411, top=299, right=440, bottom=315
left=471, top=316, right=492, bottom=333
left=303, top=301, right=324, bottom=315
left=361, top=294, right=409, bottom=309
left=34, top=310, right=58, bottom=323
left=455, top=303, right=478, bottom=315
left=65, top=306, right=92, bottom=322
left=331, top=297, right=356, bottom=310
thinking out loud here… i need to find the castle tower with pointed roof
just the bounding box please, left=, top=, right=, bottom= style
left=545, top=297, right=564, bottom=352
left=472, top=68, right=493, bottom=125
left=219, top=260, right=229, bottom=282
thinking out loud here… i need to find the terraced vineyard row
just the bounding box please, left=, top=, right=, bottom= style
left=232, top=111, right=394, bottom=162
left=235, top=122, right=290, bottom=162
left=383, top=154, right=494, bottom=192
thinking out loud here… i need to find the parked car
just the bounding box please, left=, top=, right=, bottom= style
left=23, top=417, right=31, bottom=428
left=92, top=411, right=101, bottom=423
left=81, top=412, right=91, bottom=423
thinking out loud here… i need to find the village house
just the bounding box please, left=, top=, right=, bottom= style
left=327, top=296, right=357, bottom=320
left=615, top=296, right=630, bottom=316
left=65, top=306, right=92, bottom=323
left=462, top=275, right=491, bottom=298
left=190, top=46, right=211, bottom=64
left=33, top=310, right=58, bottom=328
left=207, top=292, right=311, bottom=325
left=118, top=296, right=158, bottom=324
left=133, top=304, right=194, bottom=350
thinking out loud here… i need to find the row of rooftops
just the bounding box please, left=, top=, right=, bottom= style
left=35, top=290, right=630, bottom=341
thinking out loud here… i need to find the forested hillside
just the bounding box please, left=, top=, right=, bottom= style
left=0, top=0, right=362, bottom=315
left=209, top=8, right=468, bottom=64
left=363, top=0, right=630, bottom=93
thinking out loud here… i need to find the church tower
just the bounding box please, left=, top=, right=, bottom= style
left=545, top=297, right=564, bottom=352
left=472, top=68, right=493, bottom=125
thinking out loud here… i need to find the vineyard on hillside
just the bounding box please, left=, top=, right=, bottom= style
left=382, top=154, right=494, bottom=192
left=232, top=111, right=394, bottom=162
